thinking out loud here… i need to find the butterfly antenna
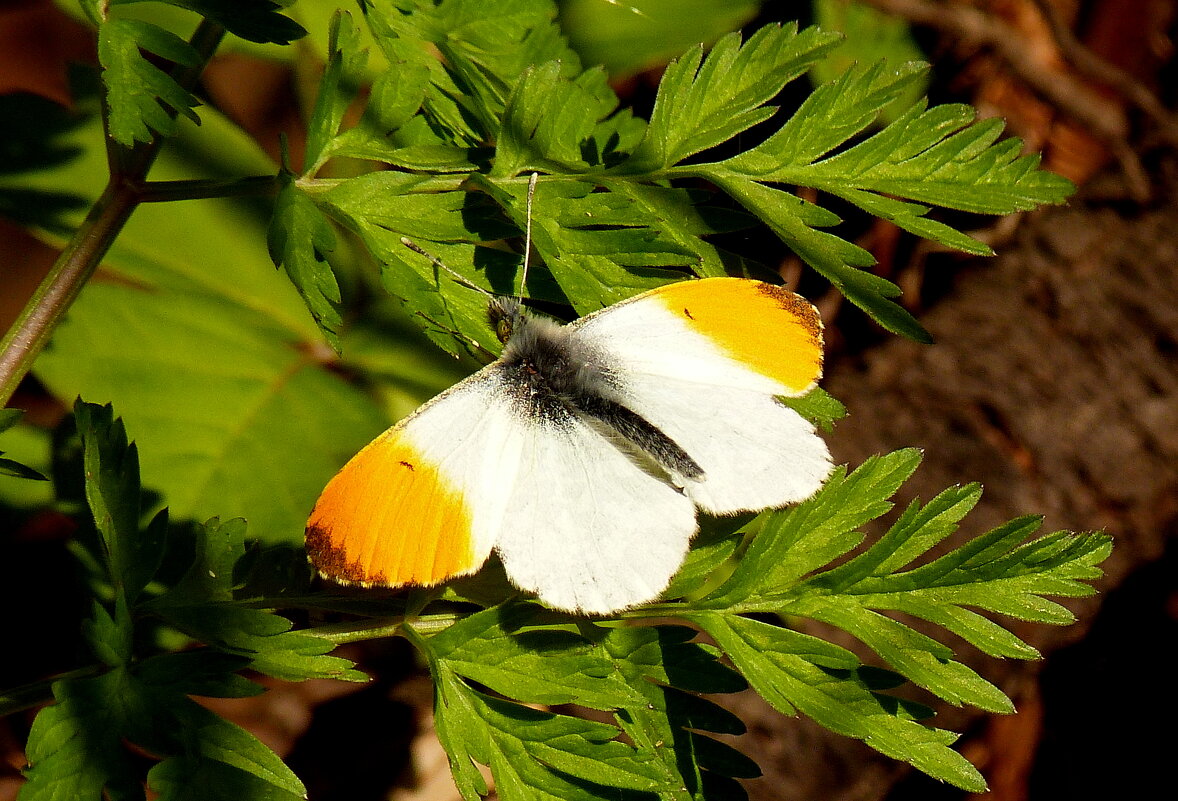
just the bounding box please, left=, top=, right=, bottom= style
left=519, top=171, right=538, bottom=302
left=400, top=237, right=494, bottom=301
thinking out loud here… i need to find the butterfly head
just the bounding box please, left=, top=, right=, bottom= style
left=488, top=296, right=527, bottom=345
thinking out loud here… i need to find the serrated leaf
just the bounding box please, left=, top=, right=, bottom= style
left=480, top=176, right=700, bottom=314
left=0, top=409, right=48, bottom=480
left=812, top=0, right=928, bottom=124
left=431, top=666, right=665, bottom=801
left=425, top=603, right=637, bottom=709
left=492, top=61, right=618, bottom=175
left=145, top=517, right=366, bottom=682
left=661, top=516, right=749, bottom=601
left=710, top=176, right=931, bottom=342
left=725, top=60, right=928, bottom=175
left=20, top=671, right=141, bottom=801
left=811, top=483, right=984, bottom=592
left=268, top=178, right=343, bottom=351
left=139, top=0, right=308, bottom=45
left=24, top=651, right=306, bottom=801
left=98, top=18, right=201, bottom=146
left=328, top=65, right=438, bottom=166
left=786, top=599, right=1014, bottom=713
left=303, top=10, right=369, bottom=172
left=362, top=0, right=590, bottom=144
left=601, top=625, right=751, bottom=800
left=75, top=401, right=166, bottom=604
left=152, top=698, right=306, bottom=798
left=704, top=450, right=923, bottom=607
left=692, top=613, right=987, bottom=792
left=622, top=24, right=841, bottom=171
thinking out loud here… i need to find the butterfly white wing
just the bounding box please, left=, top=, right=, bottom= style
left=306, top=369, right=514, bottom=588
left=570, top=277, right=833, bottom=514
left=491, top=405, right=697, bottom=614
left=307, top=363, right=696, bottom=613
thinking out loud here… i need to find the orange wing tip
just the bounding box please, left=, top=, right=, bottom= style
left=305, top=522, right=393, bottom=587
left=305, top=433, right=485, bottom=588
left=660, top=278, right=824, bottom=392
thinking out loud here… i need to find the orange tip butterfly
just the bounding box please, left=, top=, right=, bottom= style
left=305, top=273, right=833, bottom=614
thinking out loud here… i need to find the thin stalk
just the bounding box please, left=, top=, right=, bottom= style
left=0, top=664, right=105, bottom=718
left=0, top=18, right=228, bottom=407
left=137, top=175, right=281, bottom=203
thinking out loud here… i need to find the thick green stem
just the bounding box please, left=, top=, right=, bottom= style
left=0, top=19, right=228, bottom=407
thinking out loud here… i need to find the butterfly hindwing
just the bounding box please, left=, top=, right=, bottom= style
left=492, top=404, right=697, bottom=614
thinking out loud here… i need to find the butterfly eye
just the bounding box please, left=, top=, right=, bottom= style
left=495, top=316, right=514, bottom=344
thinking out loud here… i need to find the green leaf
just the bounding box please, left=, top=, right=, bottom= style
left=98, top=18, right=201, bottom=146
left=691, top=613, right=987, bottom=792
left=779, top=386, right=847, bottom=433
left=711, top=173, right=932, bottom=342
left=433, top=668, right=666, bottom=801
left=425, top=603, right=638, bottom=709
left=145, top=517, right=367, bottom=682
left=29, top=86, right=392, bottom=539
left=704, top=450, right=923, bottom=607
left=0, top=409, right=48, bottom=480
left=661, top=516, right=749, bottom=601
left=670, top=448, right=1109, bottom=788
left=75, top=401, right=166, bottom=604
left=811, top=0, right=928, bottom=124
left=313, top=171, right=521, bottom=356
left=325, top=61, right=438, bottom=169
left=787, top=599, right=1014, bottom=712
left=479, top=176, right=701, bottom=314
left=21, top=668, right=307, bottom=801
left=362, top=0, right=590, bottom=144
left=560, top=0, right=762, bottom=80
left=603, top=626, right=753, bottom=801
left=492, top=61, right=619, bottom=175
left=135, top=0, right=308, bottom=45
left=303, top=11, right=369, bottom=172
left=268, top=177, right=344, bottom=350
left=21, top=671, right=142, bottom=801
left=827, top=524, right=1113, bottom=627
left=146, top=699, right=306, bottom=800
left=622, top=24, right=841, bottom=172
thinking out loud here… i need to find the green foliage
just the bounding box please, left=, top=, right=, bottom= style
left=8, top=72, right=460, bottom=539
left=272, top=1, right=1073, bottom=353
left=3, top=3, right=1108, bottom=801
left=395, top=450, right=1108, bottom=799
left=17, top=402, right=363, bottom=801
left=0, top=410, right=47, bottom=481
left=811, top=0, right=929, bottom=122
left=84, top=0, right=305, bottom=146
left=559, top=0, right=763, bottom=79
left=97, top=17, right=201, bottom=146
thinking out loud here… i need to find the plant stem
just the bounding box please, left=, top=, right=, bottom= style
left=137, top=175, right=281, bottom=203
left=0, top=19, right=228, bottom=408
left=0, top=664, right=105, bottom=718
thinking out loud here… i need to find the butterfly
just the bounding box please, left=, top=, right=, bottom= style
left=305, top=274, right=833, bottom=614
